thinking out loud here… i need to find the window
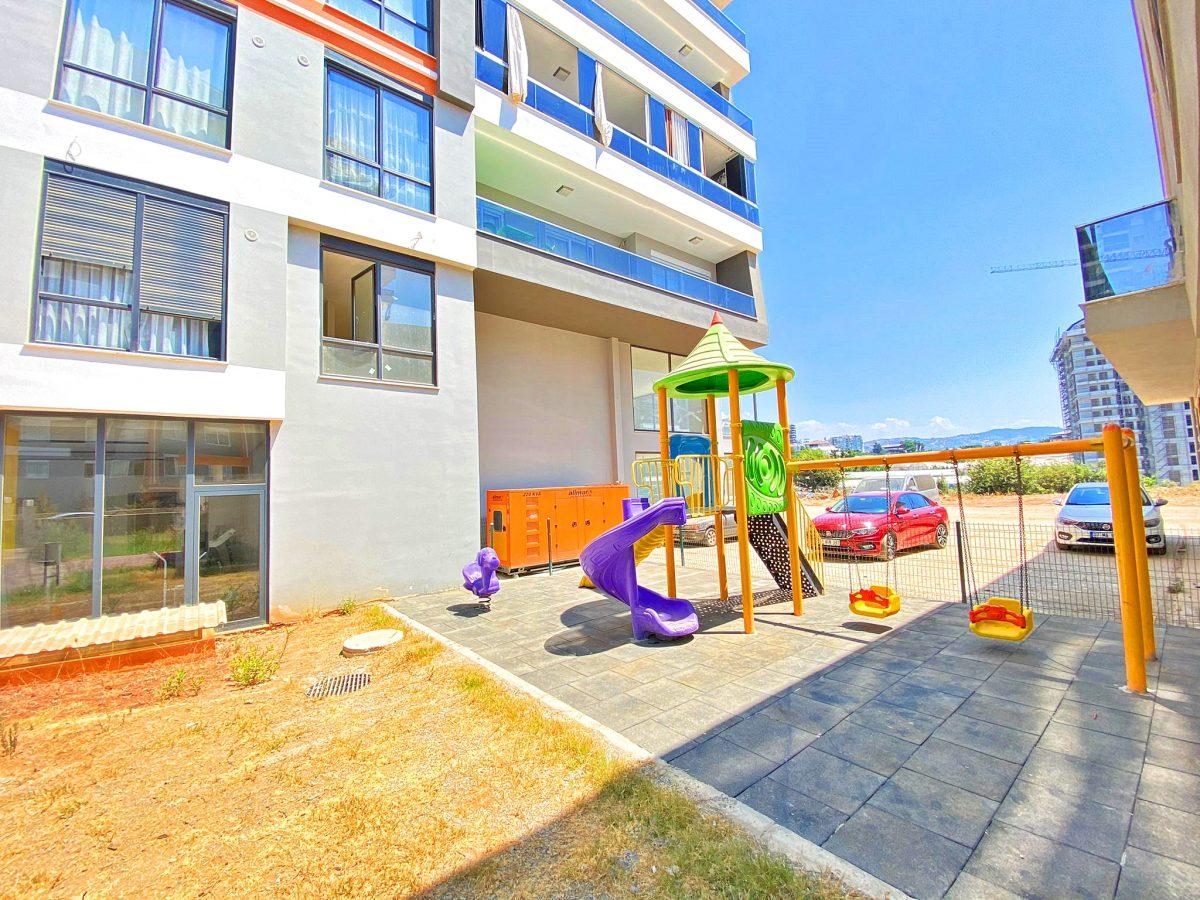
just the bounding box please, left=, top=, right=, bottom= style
left=57, top=0, right=235, bottom=147
left=325, top=59, right=433, bottom=213
left=321, top=237, right=436, bottom=385
left=34, top=163, right=227, bottom=359
left=327, top=0, right=431, bottom=53
left=631, top=347, right=707, bottom=434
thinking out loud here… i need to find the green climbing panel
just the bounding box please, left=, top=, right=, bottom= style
left=742, top=420, right=787, bottom=516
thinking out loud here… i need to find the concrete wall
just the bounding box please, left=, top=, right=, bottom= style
left=436, top=0, right=477, bottom=110
left=270, top=227, right=481, bottom=613
left=475, top=312, right=617, bottom=496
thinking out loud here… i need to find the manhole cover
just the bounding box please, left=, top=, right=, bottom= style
left=306, top=671, right=370, bottom=699
left=343, top=628, right=404, bottom=656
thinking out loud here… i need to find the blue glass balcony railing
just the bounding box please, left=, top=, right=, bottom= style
left=690, top=0, right=747, bottom=48
left=558, top=0, right=752, bottom=133
left=476, top=52, right=759, bottom=225
left=1076, top=200, right=1183, bottom=302
left=477, top=196, right=757, bottom=317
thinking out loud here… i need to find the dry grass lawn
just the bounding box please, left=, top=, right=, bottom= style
left=0, top=604, right=852, bottom=899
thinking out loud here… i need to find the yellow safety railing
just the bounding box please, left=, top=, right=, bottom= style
left=794, top=494, right=825, bottom=590
left=632, top=455, right=733, bottom=517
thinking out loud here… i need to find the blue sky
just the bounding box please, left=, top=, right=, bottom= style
left=732, top=0, right=1163, bottom=440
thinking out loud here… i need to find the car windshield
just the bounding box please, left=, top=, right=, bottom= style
left=855, top=478, right=898, bottom=493
left=1066, top=485, right=1153, bottom=506
left=831, top=495, right=889, bottom=514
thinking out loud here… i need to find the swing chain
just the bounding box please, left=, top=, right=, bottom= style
left=838, top=465, right=864, bottom=591
left=951, top=453, right=979, bottom=604
left=1014, top=452, right=1029, bottom=606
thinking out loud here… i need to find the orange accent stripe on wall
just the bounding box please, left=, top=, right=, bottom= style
left=232, top=0, right=437, bottom=95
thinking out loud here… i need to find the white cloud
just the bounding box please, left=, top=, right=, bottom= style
left=870, top=417, right=910, bottom=432
left=926, top=416, right=959, bottom=435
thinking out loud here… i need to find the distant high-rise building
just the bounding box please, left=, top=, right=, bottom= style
left=1051, top=320, right=1197, bottom=483
left=830, top=434, right=864, bottom=453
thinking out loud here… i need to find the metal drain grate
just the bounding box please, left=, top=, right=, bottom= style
left=306, top=670, right=370, bottom=699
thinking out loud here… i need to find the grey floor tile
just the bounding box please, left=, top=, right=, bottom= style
left=975, top=675, right=1067, bottom=711
left=811, top=720, right=919, bottom=777
left=789, top=677, right=879, bottom=710
left=572, top=670, right=640, bottom=701
left=771, top=747, right=887, bottom=815
left=965, top=821, right=1119, bottom=900
left=1017, top=746, right=1140, bottom=813
left=581, top=695, right=660, bottom=731
left=846, top=698, right=945, bottom=744
left=925, top=652, right=1004, bottom=680
left=627, top=677, right=701, bottom=710
left=670, top=736, right=778, bottom=798
left=620, top=718, right=692, bottom=758
left=956, top=692, right=1054, bottom=735
left=1128, top=799, right=1200, bottom=866
left=1145, top=732, right=1200, bottom=775
left=849, top=650, right=924, bottom=676
left=1053, top=699, right=1151, bottom=741
left=994, top=778, right=1130, bottom=862
left=1138, top=764, right=1200, bottom=814
left=760, top=692, right=849, bottom=734
left=869, top=767, right=998, bottom=846
left=902, top=667, right=985, bottom=699
left=720, top=713, right=818, bottom=764
left=1037, top=722, right=1147, bottom=774
left=1116, top=846, right=1200, bottom=900
left=701, top=681, right=777, bottom=717
left=654, top=697, right=740, bottom=738
left=944, top=871, right=1024, bottom=899
left=550, top=683, right=604, bottom=710
left=877, top=680, right=967, bottom=718
left=739, top=778, right=847, bottom=844
left=823, top=662, right=905, bottom=693
left=1150, top=709, right=1200, bottom=744
left=904, top=738, right=1021, bottom=802
left=824, top=804, right=971, bottom=899
left=934, top=713, right=1039, bottom=765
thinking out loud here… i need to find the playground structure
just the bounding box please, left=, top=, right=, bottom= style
left=784, top=424, right=1157, bottom=692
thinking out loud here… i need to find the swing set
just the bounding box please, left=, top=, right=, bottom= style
left=786, top=423, right=1158, bottom=693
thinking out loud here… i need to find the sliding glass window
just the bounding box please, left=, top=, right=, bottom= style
left=34, top=162, right=228, bottom=359
left=57, top=0, right=235, bottom=147
left=0, top=415, right=268, bottom=630
left=321, top=237, right=436, bottom=385
left=325, top=59, right=433, bottom=213
left=327, top=0, right=432, bottom=53
left=631, top=347, right=707, bottom=434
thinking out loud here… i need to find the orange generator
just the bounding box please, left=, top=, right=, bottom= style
left=486, top=484, right=629, bottom=573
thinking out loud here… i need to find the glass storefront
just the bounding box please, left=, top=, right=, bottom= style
left=0, top=414, right=268, bottom=630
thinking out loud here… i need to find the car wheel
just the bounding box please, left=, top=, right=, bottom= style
left=934, top=523, right=949, bottom=549
left=882, top=532, right=897, bottom=561
left=703, top=528, right=717, bottom=547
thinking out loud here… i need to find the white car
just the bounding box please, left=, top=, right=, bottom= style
left=1054, top=482, right=1167, bottom=555
left=854, top=473, right=940, bottom=502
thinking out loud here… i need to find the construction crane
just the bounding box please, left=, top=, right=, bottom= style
left=990, top=247, right=1171, bottom=275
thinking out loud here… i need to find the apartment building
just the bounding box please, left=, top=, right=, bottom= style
left=0, top=0, right=766, bottom=633
left=1052, top=319, right=1198, bottom=484
left=1076, top=0, right=1197, bottom=410
left=829, top=434, right=864, bottom=453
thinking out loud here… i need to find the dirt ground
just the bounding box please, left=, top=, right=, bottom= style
left=0, top=606, right=849, bottom=899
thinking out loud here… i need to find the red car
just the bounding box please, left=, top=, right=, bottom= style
left=812, top=491, right=949, bottom=559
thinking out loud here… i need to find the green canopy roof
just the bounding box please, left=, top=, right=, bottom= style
left=654, top=314, right=794, bottom=399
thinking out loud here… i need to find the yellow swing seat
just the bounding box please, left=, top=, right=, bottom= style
left=849, top=585, right=902, bottom=619
left=969, top=597, right=1034, bottom=642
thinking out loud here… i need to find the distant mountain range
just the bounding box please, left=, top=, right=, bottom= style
left=873, top=426, right=1061, bottom=450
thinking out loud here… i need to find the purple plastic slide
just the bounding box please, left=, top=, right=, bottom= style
left=579, top=497, right=699, bottom=641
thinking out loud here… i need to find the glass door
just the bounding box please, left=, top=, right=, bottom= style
left=192, top=488, right=266, bottom=626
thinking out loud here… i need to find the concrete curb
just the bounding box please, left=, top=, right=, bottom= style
left=386, top=603, right=910, bottom=900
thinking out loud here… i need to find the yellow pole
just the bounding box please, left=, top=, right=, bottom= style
left=776, top=378, right=803, bottom=615
left=1103, top=423, right=1146, bottom=692
left=657, top=387, right=676, bottom=599
left=706, top=393, right=728, bottom=601
left=728, top=369, right=754, bottom=633
left=1123, top=429, right=1157, bottom=661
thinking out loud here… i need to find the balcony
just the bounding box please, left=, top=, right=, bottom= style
left=558, top=0, right=752, bottom=132
left=1077, top=200, right=1196, bottom=405
left=1076, top=200, right=1183, bottom=301
left=689, top=0, right=746, bottom=47
left=475, top=52, right=759, bottom=225
left=477, top=196, right=756, bottom=316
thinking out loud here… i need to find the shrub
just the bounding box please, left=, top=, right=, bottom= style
left=157, top=667, right=205, bottom=701
left=229, top=645, right=280, bottom=687
left=962, top=459, right=1105, bottom=494
left=360, top=604, right=397, bottom=631
left=791, top=448, right=839, bottom=492
left=336, top=597, right=358, bottom=616
left=1, top=722, right=17, bottom=757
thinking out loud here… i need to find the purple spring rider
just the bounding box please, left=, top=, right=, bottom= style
left=462, top=547, right=501, bottom=604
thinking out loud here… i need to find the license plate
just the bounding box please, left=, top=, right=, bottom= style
left=822, top=538, right=842, bottom=548
left=1088, top=531, right=1112, bottom=540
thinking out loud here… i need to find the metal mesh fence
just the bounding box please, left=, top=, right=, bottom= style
left=661, top=523, right=1200, bottom=629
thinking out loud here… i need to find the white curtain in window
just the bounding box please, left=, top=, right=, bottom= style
left=505, top=5, right=528, bottom=103
left=40, top=258, right=132, bottom=304
left=60, top=1, right=152, bottom=120
left=138, top=313, right=212, bottom=357
left=593, top=61, right=613, bottom=147
left=327, top=71, right=377, bottom=161
left=36, top=298, right=131, bottom=351
left=667, top=109, right=689, bottom=164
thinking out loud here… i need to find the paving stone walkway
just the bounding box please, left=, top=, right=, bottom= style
left=395, top=557, right=1200, bottom=900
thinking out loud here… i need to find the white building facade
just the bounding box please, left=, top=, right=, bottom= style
left=1052, top=319, right=1197, bottom=484
left=0, top=0, right=766, bottom=631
